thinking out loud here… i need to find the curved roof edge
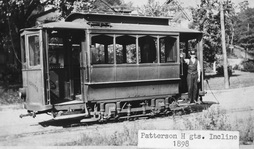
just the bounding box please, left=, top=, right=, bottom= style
left=65, top=12, right=172, bottom=26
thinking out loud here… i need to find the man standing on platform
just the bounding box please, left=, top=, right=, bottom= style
left=180, top=50, right=201, bottom=104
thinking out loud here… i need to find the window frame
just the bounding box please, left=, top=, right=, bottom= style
left=89, top=33, right=179, bottom=65
left=90, top=34, right=114, bottom=65
left=27, top=33, right=42, bottom=69
left=20, top=35, right=27, bottom=69
left=115, top=34, right=137, bottom=64
left=159, top=35, right=178, bottom=63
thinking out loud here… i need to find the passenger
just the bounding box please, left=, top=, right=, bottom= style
left=180, top=50, right=201, bottom=104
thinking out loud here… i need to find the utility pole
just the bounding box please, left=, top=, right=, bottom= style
left=220, top=0, right=230, bottom=89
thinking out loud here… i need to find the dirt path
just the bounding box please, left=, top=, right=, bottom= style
left=204, top=86, right=254, bottom=111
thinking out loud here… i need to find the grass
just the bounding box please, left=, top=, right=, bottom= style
left=234, top=114, right=254, bottom=144
left=173, top=106, right=231, bottom=130
left=57, top=106, right=254, bottom=146
left=204, top=70, right=254, bottom=90
left=174, top=107, right=254, bottom=145
left=57, top=122, right=155, bottom=146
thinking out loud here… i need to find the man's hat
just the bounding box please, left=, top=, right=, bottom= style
left=190, top=50, right=196, bottom=55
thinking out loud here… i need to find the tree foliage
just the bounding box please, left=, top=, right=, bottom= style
left=189, top=0, right=235, bottom=63
left=0, top=0, right=125, bottom=84
left=54, top=0, right=125, bottom=18
left=234, top=7, right=254, bottom=51
left=137, top=0, right=181, bottom=18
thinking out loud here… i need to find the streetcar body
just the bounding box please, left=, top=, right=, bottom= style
left=19, top=13, right=204, bottom=120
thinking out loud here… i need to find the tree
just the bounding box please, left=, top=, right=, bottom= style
left=0, top=0, right=46, bottom=84
left=234, top=7, right=254, bottom=52
left=189, top=0, right=235, bottom=89
left=190, top=0, right=235, bottom=63
left=238, top=0, right=249, bottom=12
left=137, top=0, right=183, bottom=18
left=0, top=0, right=126, bottom=84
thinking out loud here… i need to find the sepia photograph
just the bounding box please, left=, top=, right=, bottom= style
left=0, top=0, right=253, bottom=148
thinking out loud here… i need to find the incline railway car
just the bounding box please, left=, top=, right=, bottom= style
left=19, top=12, right=205, bottom=121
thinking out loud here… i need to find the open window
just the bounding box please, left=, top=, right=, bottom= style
left=138, top=35, right=157, bottom=63
left=116, top=35, right=137, bottom=64
left=91, top=34, right=114, bottom=64
left=159, top=36, right=177, bottom=63
left=90, top=34, right=177, bottom=65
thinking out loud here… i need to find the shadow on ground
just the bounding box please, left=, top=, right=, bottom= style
left=39, top=117, right=88, bottom=128
left=38, top=101, right=216, bottom=128
left=205, top=73, right=240, bottom=80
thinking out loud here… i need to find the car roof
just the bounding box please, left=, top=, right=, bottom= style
left=22, top=12, right=202, bottom=41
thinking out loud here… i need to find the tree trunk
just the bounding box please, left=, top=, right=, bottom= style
left=220, top=0, right=230, bottom=89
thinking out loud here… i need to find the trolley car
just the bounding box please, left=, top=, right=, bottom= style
left=19, top=12, right=205, bottom=122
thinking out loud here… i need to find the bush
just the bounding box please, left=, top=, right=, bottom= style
left=241, top=60, right=254, bottom=72
left=204, top=62, right=214, bottom=73
left=2, top=64, right=22, bottom=86
left=233, top=64, right=240, bottom=70
left=0, top=87, right=21, bottom=105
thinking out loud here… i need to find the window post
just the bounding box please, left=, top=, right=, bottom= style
left=113, top=34, right=116, bottom=65
left=157, top=36, right=160, bottom=63
left=136, top=35, right=139, bottom=64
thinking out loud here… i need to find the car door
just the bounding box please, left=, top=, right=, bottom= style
left=25, top=30, right=51, bottom=111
